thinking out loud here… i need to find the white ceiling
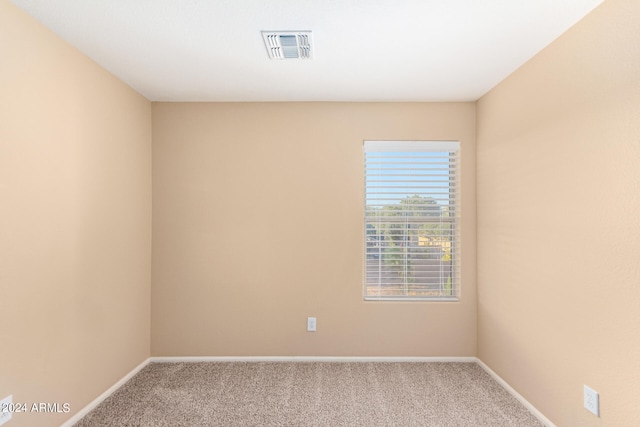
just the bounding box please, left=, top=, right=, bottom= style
left=11, top=0, right=604, bottom=102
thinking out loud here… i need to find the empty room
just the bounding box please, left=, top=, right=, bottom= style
left=1, top=0, right=638, bottom=426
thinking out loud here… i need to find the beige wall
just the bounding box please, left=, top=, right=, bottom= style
left=152, top=102, right=476, bottom=357
left=0, top=3, right=152, bottom=427
left=477, top=0, right=640, bottom=425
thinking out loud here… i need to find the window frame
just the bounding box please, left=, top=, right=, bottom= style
left=363, top=140, right=461, bottom=302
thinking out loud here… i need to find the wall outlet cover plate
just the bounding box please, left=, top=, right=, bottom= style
left=584, top=385, right=599, bottom=417
left=0, top=395, right=13, bottom=426
left=307, top=317, right=316, bottom=332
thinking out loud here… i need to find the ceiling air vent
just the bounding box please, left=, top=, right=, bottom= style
left=261, top=31, right=312, bottom=60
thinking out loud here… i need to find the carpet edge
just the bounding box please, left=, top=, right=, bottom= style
left=60, top=358, right=151, bottom=427
left=475, top=358, right=556, bottom=427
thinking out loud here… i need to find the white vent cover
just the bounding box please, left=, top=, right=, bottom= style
left=261, top=31, right=313, bottom=60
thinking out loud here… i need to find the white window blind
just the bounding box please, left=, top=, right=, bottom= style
left=364, top=141, right=460, bottom=301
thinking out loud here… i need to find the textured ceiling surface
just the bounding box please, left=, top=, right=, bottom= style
left=11, top=0, right=604, bottom=101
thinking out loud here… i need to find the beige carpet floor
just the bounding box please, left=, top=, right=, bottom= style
left=74, top=362, right=543, bottom=426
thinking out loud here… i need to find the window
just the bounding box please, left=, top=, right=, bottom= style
left=364, top=141, right=460, bottom=301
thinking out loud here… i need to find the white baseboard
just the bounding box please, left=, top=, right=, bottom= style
left=149, top=356, right=477, bottom=363
left=475, top=358, right=556, bottom=427
left=60, top=358, right=150, bottom=427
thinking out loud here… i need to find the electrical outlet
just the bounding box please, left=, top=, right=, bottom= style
left=307, top=317, right=316, bottom=332
left=0, top=395, right=13, bottom=426
left=584, top=385, right=599, bottom=416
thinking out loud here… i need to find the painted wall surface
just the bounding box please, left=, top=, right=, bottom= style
left=0, top=3, right=152, bottom=426
left=152, top=102, right=476, bottom=357
left=477, top=0, right=640, bottom=425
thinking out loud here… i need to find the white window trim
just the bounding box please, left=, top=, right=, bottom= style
left=363, top=140, right=461, bottom=302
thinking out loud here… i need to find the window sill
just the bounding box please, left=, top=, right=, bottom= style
left=364, top=296, right=460, bottom=302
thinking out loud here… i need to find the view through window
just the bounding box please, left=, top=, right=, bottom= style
left=364, top=141, right=460, bottom=300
